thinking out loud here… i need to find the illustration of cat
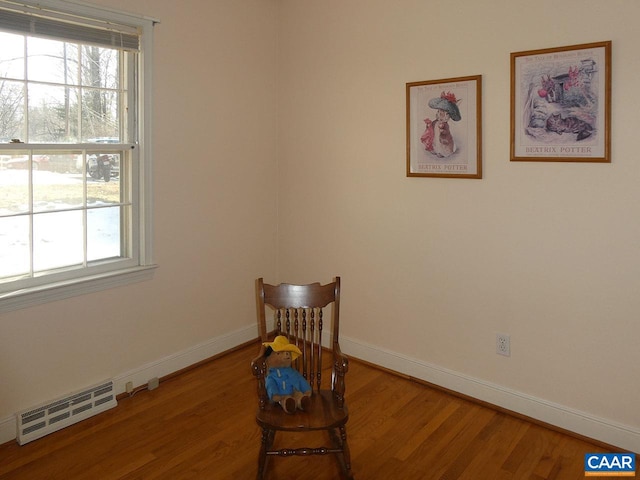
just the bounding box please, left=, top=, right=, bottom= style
left=545, top=113, right=593, bottom=141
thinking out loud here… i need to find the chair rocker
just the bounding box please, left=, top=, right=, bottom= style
left=251, top=277, right=353, bottom=479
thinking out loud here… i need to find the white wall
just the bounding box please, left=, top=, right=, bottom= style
left=276, top=0, right=640, bottom=451
left=0, top=0, right=279, bottom=442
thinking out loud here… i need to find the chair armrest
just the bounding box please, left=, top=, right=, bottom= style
left=331, top=342, right=349, bottom=409
left=251, top=344, right=269, bottom=410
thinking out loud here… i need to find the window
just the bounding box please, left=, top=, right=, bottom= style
left=0, top=0, right=157, bottom=313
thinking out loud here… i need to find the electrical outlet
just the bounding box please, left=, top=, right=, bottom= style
left=125, top=381, right=133, bottom=393
left=496, top=333, right=510, bottom=357
left=148, top=377, right=159, bottom=390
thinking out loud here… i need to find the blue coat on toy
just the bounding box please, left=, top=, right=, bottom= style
left=263, top=336, right=313, bottom=414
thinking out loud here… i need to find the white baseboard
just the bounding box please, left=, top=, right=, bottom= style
left=340, top=335, right=640, bottom=454
left=0, top=324, right=258, bottom=445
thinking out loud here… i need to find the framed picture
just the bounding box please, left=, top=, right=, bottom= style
left=510, top=41, right=611, bottom=162
left=406, top=75, right=482, bottom=178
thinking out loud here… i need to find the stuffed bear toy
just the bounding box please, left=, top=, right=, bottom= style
left=263, top=335, right=312, bottom=414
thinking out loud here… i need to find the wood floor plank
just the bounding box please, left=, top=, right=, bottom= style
left=0, top=341, right=616, bottom=479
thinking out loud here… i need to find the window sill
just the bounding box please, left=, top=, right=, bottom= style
left=0, top=264, right=158, bottom=314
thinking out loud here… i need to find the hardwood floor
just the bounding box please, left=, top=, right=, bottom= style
left=0, top=342, right=613, bottom=479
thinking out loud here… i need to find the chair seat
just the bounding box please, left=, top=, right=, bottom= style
left=256, top=390, right=349, bottom=432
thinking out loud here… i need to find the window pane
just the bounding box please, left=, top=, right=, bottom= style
left=33, top=210, right=83, bottom=271
left=80, top=46, right=118, bottom=89
left=28, top=83, right=80, bottom=142
left=0, top=156, right=29, bottom=214
left=0, top=32, right=24, bottom=80
left=27, top=37, right=79, bottom=85
left=0, top=216, right=30, bottom=279
left=87, top=206, right=121, bottom=261
left=33, top=159, right=84, bottom=212
left=0, top=79, right=25, bottom=141
left=82, top=90, right=120, bottom=140
left=87, top=153, right=120, bottom=200
left=80, top=46, right=120, bottom=140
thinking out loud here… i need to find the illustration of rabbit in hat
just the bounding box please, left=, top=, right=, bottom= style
left=420, top=91, right=461, bottom=158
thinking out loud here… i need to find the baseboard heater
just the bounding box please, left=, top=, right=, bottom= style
left=16, top=380, right=117, bottom=445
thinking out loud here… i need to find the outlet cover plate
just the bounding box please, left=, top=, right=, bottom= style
left=496, top=333, right=510, bottom=357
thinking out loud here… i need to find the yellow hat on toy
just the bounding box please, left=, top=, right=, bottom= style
left=263, top=335, right=302, bottom=361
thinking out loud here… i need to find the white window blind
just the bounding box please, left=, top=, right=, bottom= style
left=0, top=1, right=139, bottom=50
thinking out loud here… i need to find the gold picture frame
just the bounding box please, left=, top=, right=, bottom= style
left=406, top=75, right=482, bottom=178
left=510, top=41, right=611, bottom=162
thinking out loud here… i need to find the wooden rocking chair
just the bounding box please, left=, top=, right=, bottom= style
left=251, top=277, right=353, bottom=479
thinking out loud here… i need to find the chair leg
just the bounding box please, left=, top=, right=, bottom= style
left=257, top=428, right=275, bottom=480
left=329, top=426, right=353, bottom=480
left=339, top=425, right=353, bottom=479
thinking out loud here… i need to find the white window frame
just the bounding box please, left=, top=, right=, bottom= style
left=0, top=0, right=158, bottom=314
